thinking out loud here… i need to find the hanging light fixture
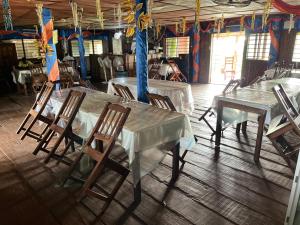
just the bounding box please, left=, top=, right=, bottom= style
left=212, top=0, right=254, bottom=7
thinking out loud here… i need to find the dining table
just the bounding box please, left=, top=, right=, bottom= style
left=45, top=86, right=196, bottom=214
left=213, top=78, right=300, bottom=162
left=107, top=77, right=194, bottom=115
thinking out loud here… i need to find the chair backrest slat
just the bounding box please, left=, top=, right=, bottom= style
left=54, top=90, right=86, bottom=127
left=146, top=92, right=176, bottom=112
left=85, top=103, right=131, bottom=158
left=223, top=79, right=241, bottom=94
left=112, top=83, right=135, bottom=101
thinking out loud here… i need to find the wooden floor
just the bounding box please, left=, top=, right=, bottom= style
left=0, top=84, right=293, bottom=225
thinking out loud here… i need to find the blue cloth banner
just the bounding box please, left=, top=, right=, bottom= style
left=135, top=0, right=149, bottom=103
left=42, top=8, right=60, bottom=83
left=77, top=33, right=87, bottom=80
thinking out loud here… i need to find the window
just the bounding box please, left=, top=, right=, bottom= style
left=71, top=40, right=103, bottom=57
left=165, top=37, right=190, bottom=58
left=246, top=33, right=271, bottom=60
left=3, top=39, right=41, bottom=59
left=94, top=40, right=103, bottom=55
left=292, top=33, right=300, bottom=62
left=112, top=38, right=123, bottom=55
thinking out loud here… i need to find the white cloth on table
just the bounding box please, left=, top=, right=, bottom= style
left=46, top=87, right=196, bottom=185
left=212, top=78, right=300, bottom=125
left=107, top=77, right=194, bottom=115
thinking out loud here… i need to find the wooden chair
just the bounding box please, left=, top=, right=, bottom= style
left=63, top=102, right=131, bottom=220
left=148, top=59, right=163, bottom=80
left=30, top=64, right=48, bottom=93
left=266, top=84, right=300, bottom=170
left=222, top=56, right=236, bottom=80
left=58, top=63, right=73, bottom=89
left=33, top=90, right=86, bottom=164
left=146, top=92, right=176, bottom=111
left=199, top=79, right=241, bottom=139
left=16, top=82, right=55, bottom=141
left=112, top=83, right=135, bottom=101
left=167, top=60, right=187, bottom=82
left=79, top=79, right=98, bottom=90
left=146, top=92, right=190, bottom=169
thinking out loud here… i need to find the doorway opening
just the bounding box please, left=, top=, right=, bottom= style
left=209, top=32, right=245, bottom=84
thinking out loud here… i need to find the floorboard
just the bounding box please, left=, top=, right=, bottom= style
left=0, top=83, right=293, bottom=225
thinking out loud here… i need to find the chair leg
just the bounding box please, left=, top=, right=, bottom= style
left=242, top=121, right=247, bottom=134
left=62, top=151, right=85, bottom=186
left=20, top=116, right=39, bottom=140
left=77, top=161, right=105, bottom=202
left=33, top=129, right=53, bottom=155
left=44, top=133, right=66, bottom=164
left=16, top=113, right=31, bottom=134
left=236, top=123, right=241, bottom=135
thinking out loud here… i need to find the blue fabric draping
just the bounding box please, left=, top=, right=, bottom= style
left=77, top=33, right=87, bottom=80
left=295, top=18, right=300, bottom=32
left=192, top=24, right=201, bottom=83
left=135, top=0, right=149, bottom=103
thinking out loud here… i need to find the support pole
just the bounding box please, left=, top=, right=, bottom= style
left=78, top=32, right=87, bottom=80
left=135, top=0, right=149, bottom=103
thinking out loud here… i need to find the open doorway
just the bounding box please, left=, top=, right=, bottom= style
left=209, top=32, right=245, bottom=84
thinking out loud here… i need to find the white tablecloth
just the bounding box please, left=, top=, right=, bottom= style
left=12, top=67, right=74, bottom=85
left=107, top=77, right=194, bottom=115
left=47, top=87, right=195, bottom=185
left=213, top=78, right=300, bottom=125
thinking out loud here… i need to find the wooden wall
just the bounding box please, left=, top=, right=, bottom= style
left=199, top=32, right=211, bottom=84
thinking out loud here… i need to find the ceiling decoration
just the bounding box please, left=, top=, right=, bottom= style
left=212, top=0, right=254, bottom=8
left=0, top=0, right=299, bottom=29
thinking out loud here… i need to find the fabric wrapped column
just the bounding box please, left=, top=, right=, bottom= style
left=192, top=24, right=200, bottom=83
left=268, top=19, right=283, bottom=68
left=77, top=33, right=87, bottom=80
left=135, top=0, right=149, bottom=103
left=42, top=8, right=59, bottom=82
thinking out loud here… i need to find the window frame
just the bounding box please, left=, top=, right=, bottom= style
left=246, top=33, right=271, bottom=61
left=292, top=32, right=300, bottom=63
left=164, top=36, right=190, bottom=58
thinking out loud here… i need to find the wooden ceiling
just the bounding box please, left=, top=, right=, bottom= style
left=0, top=0, right=299, bottom=30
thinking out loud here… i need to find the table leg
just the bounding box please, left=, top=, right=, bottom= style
left=242, top=121, right=248, bottom=135
left=116, top=153, right=141, bottom=224
left=254, top=112, right=266, bottom=162
left=215, top=101, right=223, bottom=156
left=171, top=142, right=180, bottom=183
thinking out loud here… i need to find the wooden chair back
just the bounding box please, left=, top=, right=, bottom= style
left=146, top=92, right=176, bottom=111
left=30, top=64, right=48, bottom=93
left=272, top=84, right=300, bottom=135
left=55, top=90, right=86, bottom=125
left=36, top=82, right=55, bottom=109
left=224, top=57, right=235, bottom=71
left=222, top=79, right=241, bottom=94
left=112, top=83, right=135, bottom=100
left=167, top=60, right=187, bottom=82
left=85, top=103, right=131, bottom=158
left=30, top=64, right=44, bottom=76
left=17, top=81, right=55, bottom=141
